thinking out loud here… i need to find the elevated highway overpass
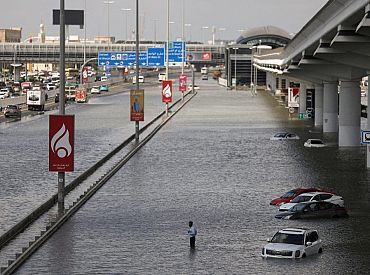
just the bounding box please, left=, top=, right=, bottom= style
left=253, top=0, right=370, bottom=167
left=0, top=42, right=225, bottom=69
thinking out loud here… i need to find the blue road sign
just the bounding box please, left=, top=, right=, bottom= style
left=361, top=130, right=370, bottom=144
left=98, top=52, right=148, bottom=67
left=165, top=41, right=186, bottom=63
left=147, top=47, right=165, bottom=66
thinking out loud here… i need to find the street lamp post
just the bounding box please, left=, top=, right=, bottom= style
left=103, top=1, right=115, bottom=49
left=201, top=26, right=209, bottom=44
left=153, top=19, right=158, bottom=46
left=121, top=8, right=131, bottom=43
left=233, top=47, right=239, bottom=89
left=58, top=0, right=66, bottom=216
left=166, top=0, right=170, bottom=81
left=184, top=23, right=192, bottom=42
left=135, top=0, right=139, bottom=143
left=84, top=0, right=87, bottom=64
left=181, top=0, right=185, bottom=75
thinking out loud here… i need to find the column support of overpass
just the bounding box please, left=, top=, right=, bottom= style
left=323, top=81, right=339, bottom=133
left=299, top=83, right=307, bottom=115
left=367, top=72, right=370, bottom=167
left=314, top=84, right=323, bottom=127
left=339, top=80, right=361, bottom=146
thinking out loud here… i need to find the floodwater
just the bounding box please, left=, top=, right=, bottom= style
left=13, top=81, right=370, bottom=274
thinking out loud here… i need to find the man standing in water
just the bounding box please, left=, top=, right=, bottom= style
left=188, top=221, right=197, bottom=248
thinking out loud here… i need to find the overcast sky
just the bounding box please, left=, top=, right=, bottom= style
left=1, top=0, right=327, bottom=42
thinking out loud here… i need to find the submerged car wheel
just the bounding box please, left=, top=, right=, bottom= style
left=302, top=253, right=306, bottom=258
left=318, top=248, right=323, bottom=253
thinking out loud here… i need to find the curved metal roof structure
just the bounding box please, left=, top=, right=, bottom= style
left=236, top=26, right=291, bottom=48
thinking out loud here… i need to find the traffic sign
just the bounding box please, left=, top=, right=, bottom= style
left=361, top=130, right=370, bottom=144
left=147, top=47, right=165, bottom=66
left=165, top=41, right=186, bottom=63
left=98, top=51, right=148, bottom=67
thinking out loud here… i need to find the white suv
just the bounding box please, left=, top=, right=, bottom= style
left=262, top=228, right=323, bottom=259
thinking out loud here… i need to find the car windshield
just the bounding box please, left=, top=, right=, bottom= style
left=290, top=203, right=307, bottom=212
left=291, top=195, right=312, bottom=203
left=274, top=133, right=287, bottom=138
left=311, top=140, right=323, bottom=144
left=281, top=190, right=297, bottom=199
left=271, top=232, right=304, bottom=245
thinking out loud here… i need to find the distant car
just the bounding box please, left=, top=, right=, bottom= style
left=95, top=75, right=102, bottom=82
left=201, top=74, right=208, bottom=80
left=275, top=201, right=348, bottom=220
left=158, top=73, right=166, bottom=82
left=99, top=84, right=109, bottom=92
left=0, top=89, right=10, bottom=99
left=90, top=86, right=101, bottom=94
left=270, top=132, right=300, bottom=140
left=132, top=75, right=144, bottom=84
left=46, top=83, right=56, bottom=91
left=3, top=104, right=21, bottom=118
left=188, top=84, right=200, bottom=92
left=304, top=139, right=326, bottom=148
left=270, top=187, right=324, bottom=206
left=279, top=192, right=344, bottom=211
left=101, top=76, right=108, bottom=82
left=261, top=228, right=323, bottom=259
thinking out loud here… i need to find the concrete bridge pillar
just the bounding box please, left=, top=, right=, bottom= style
left=323, top=82, right=338, bottom=133
left=314, top=83, right=323, bottom=127
left=339, top=80, right=361, bottom=146
left=367, top=75, right=370, bottom=167
left=299, top=83, right=307, bottom=115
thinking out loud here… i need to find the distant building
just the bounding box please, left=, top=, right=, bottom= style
left=0, top=28, right=22, bottom=42
left=94, top=36, right=115, bottom=44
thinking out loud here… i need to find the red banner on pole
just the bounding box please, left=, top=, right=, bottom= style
left=162, top=80, right=172, bottom=103
left=179, top=74, right=187, bottom=92
left=82, top=67, right=88, bottom=83
left=49, top=115, right=75, bottom=172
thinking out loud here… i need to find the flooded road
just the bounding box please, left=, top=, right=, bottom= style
left=12, top=81, right=370, bottom=274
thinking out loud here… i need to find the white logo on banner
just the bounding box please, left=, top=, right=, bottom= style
left=163, top=84, right=172, bottom=98
left=51, top=124, right=72, bottom=158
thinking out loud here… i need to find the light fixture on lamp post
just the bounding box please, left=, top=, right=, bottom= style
left=121, top=8, right=131, bottom=43
left=103, top=1, right=115, bottom=49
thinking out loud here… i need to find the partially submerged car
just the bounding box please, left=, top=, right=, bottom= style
left=270, top=132, right=300, bottom=140
left=279, top=192, right=344, bottom=211
left=270, top=187, right=323, bottom=206
left=261, top=228, right=323, bottom=259
left=275, top=201, right=348, bottom=220
left=304, top=139, right=326, bottom=148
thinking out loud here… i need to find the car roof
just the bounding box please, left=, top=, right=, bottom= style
left=279, top=228, right=309, bottom=234
left=296, top=191, right=332, bottom=197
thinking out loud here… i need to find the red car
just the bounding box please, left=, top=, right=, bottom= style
left=270, top=187, right=324, bottom=206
